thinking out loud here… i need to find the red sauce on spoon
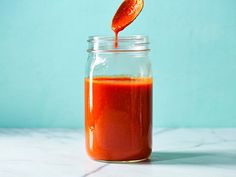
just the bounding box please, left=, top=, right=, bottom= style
left=112, top=0, right=144, bottom=48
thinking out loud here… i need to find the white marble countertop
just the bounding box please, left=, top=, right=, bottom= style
left=0, top=128, right=235, bottom=177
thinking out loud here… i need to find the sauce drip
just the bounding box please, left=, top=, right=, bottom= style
left=112, top=0, right=144, bottom=48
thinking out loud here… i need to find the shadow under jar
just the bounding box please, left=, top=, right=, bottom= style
left=84, top=35, right=152, bottom=162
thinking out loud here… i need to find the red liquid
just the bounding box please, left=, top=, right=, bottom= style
left=85, top=77, right=152, bottom=161
left=114, top=32, right=118, bottom=48
left=112, top=0, right=144, bottom=48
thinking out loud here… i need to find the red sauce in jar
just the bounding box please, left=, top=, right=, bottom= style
left=85, top=77, right=152, bottom=161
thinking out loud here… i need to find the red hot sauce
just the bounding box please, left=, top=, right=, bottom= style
left=85, top=77, right=152, bottom=161
left=112, top=0, right=144, bottom=48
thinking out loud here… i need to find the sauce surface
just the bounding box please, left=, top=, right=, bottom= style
left=85, top=77, right=152, bottom=161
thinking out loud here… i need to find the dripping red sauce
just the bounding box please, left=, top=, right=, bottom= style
left=112, top=0, right=144, bottom=48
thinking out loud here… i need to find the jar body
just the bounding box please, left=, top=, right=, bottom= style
left=84, top=36, right=152, bottom=162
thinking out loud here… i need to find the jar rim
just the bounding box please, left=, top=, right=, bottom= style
left=87, top=35, right=150, bottom=53
left=88, top=35, right=149, bottom=42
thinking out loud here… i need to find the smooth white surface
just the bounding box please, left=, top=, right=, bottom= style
left=0, top=129, right=235, bottom=177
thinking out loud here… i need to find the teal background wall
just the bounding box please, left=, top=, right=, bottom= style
left=0, top=0, right=236, bottom=128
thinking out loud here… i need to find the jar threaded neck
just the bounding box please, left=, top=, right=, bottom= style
left=87, top=35, right=150, bottom=53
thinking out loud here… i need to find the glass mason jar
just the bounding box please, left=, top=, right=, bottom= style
left=84, top=35, right=152, bottom=162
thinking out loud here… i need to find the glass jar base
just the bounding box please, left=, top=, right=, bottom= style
left=94, top=157, right=149, bottom=164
